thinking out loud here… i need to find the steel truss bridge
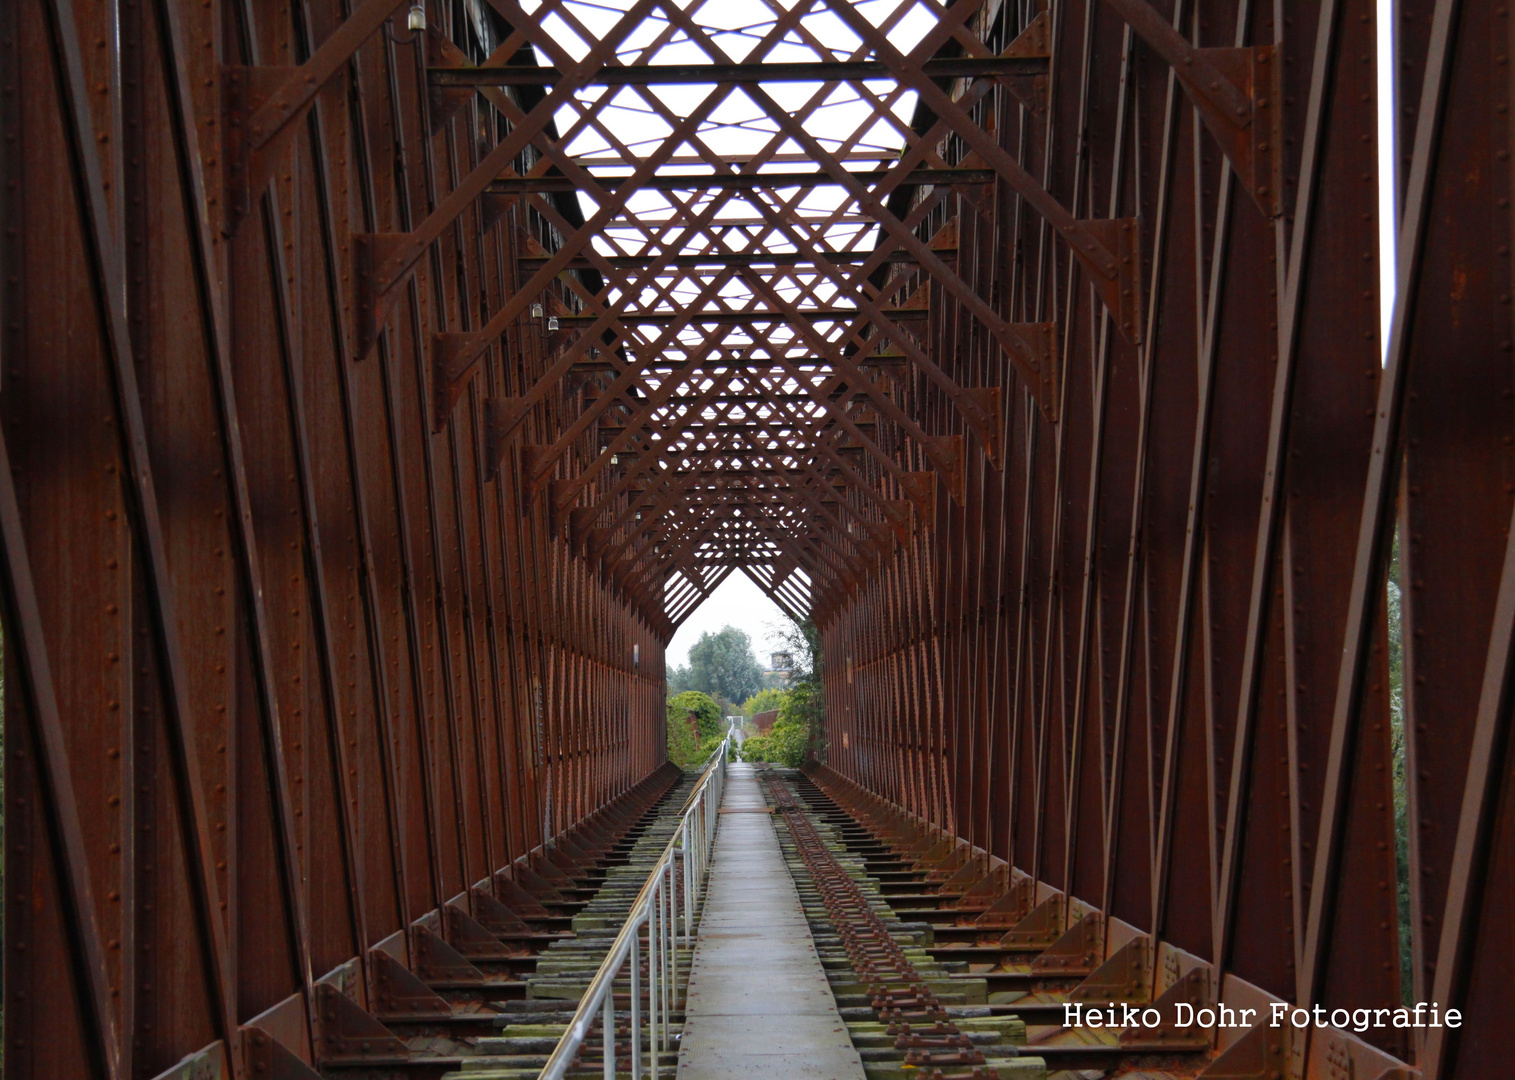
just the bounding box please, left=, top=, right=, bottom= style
left=0, top=0, right=1506, bottom=1075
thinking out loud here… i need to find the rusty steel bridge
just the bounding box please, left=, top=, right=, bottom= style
left=0, top=0, right=1507, bottom=1075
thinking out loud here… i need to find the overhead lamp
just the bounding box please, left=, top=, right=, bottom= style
left=531, top=303, right=544, bottom=319
left=547, top=316, right=559, bottom=331
left=386, top=2, right=424, bottom=42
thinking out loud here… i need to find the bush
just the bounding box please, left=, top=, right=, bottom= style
left=741, top=687, right=788, bottom=715
left=778, top=680, right=822, bottom=732
left=667, top=690, right=722, bottom=766
left=740, top=628, right=825, bottom=768
left=740, top=714, right=808, bottom=768
left=669, top=690, right=722, bottom=738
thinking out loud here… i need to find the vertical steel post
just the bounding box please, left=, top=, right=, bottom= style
left=630, top=927, right=642, bottom=1080
left=603, top=987, right=615, bottom=1080
left=648, top=892, right=659, bottom=1076
left=682, top=822, right=693, bottom=946
left=666, top=859, right=676, bottom=1019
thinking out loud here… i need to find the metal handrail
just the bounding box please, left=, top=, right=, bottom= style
left=538, top=735, right=731, bottom=1080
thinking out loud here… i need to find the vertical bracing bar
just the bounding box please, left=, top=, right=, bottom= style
left=682, top=827, right=693, bottom=946
left=648, top=894, right=659, bottom=1080
left=603, top=988, right=615, bottom=1080
left=630, top=928, right=642, bottom=1080
left=666, top=859, right=676, bottom=1023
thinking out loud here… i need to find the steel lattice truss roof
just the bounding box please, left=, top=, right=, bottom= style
left=390, top=0, right=1126, bottom=631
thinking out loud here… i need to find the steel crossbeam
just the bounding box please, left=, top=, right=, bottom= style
left=430, top=55, right=1050, bottom=86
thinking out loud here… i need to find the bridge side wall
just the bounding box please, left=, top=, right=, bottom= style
left=0, top=0, right=667, bottom=1074
left=816, top=0, right=1512, bottom=1075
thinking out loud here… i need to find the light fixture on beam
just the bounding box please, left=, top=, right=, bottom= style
left=386, top=3, right=425, bottom=43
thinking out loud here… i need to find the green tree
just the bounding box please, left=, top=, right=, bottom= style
left=741, top=687, right=788, bottom=716
left=769, top=616, right=821, bottom=685
left=758, top=671, right=790, bottom=691
left=779, top=679, right=823, bottom=734
left=666, top=663, right=694, bottom=696
left=739, top=714, right=808, bottom=768
left=742, top=617, right=825, bottom=767
left=686, top=626, right=764, bottom=707
left=666, top=690, right=722, bottom=766
left=740, top=684, right=817, bottom=768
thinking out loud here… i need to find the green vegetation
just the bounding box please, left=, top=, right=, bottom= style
left=663, top=617, right=825, bottom=770
left=740, top=687, right=787, bottom=716
left=1387, top=529, right=1412, bottom=1005
left=740, top=619, right=824, bottom=768
left=665, top=665, right=693, bottom=697
left=665, top=625, right=765, bottom=765
left=667, top=626, right=765, bottom=708
left=666, top=690, right=723, bottom=766
left=740, top=685, right=811, bottom=767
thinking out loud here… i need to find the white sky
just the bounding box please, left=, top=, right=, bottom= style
left=664, top=571, right=792, bottom=670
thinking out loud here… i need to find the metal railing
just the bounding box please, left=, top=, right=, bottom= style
left=538, top=736, right=730, bottom=1080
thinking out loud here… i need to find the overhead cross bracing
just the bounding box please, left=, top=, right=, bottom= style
left=400, top=0, right=1087, bottom=632
left=2, top=0, right=1511, bottom=1072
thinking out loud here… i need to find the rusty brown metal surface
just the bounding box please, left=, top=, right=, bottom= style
left=0, top=0, right=1506, bottom=1074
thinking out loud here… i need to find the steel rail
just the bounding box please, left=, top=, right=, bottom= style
left=761, top=771, right=1000, bottom=1077
left=538, top=734, right=732, bottom=1080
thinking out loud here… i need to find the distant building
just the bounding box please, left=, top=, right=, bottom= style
left=769, top=651, right=793, bottom=676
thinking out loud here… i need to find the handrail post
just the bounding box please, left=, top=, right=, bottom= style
left=603, top=987, right=615, bottom=1080
left=663, top=873, right=671, bottom=1054
left=666, top=857, right=676, bottom=1022
left=630, top=924, right=642, bottom=1080
left=682, top=818, right=693, bottom=946
left=648, top=890, right=659, bottom=1080
left=533, top=735, right=728, bottom=1080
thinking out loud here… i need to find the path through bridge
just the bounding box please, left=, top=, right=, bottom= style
left=676, top=763, right=865, bottom=1080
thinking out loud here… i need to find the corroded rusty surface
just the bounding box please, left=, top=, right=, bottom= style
left=0, top=0, right=1508, bottom=1074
